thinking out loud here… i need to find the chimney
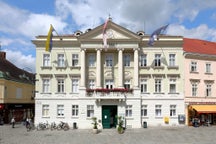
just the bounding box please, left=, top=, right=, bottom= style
left=0, top=51, right=6, bottom=59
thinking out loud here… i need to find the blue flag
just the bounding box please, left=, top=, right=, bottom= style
left=148, top=24, right=169, bottom=46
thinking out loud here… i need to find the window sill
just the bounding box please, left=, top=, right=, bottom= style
left=190, top=71, right=199, bottom=74
left=125, top=117, right=134, bottom=120
left=168, top=92, right=179, bottom=95
left=41, top=66, right=52, bottom=69
left=205, top=72, right=213, bottom=75
left=71, top=116, right=79, bottom=119
left=42, top=116, right=50, bottom=118
left=56, top=66, right=67, bottom=69
left=70, top=66, right=81, bottom=69
left=167, top=66, right=179, bottom=69
left=152, top=66, right=164, bottom=69
left=57, top=116, right=65, bottom=118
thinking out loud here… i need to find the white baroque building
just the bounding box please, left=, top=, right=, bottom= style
left=33, top=19, right=185, bottom=129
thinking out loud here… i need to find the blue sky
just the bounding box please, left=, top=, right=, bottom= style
left=0, top=0, right=216, bottom=73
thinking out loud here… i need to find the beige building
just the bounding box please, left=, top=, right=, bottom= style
left=33, top=19, right=185, bottom=129
left=0, top=51, right=35, bottom=124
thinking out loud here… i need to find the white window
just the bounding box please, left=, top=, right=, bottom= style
left=87, top=105, right=94, bottom=117
left=43, top=54, right=50, bottom=67
left=170, top=105, right=176, bottom=117
left=123, top=54, right=130, bottom=67
left=126, top=105, right=132, bottom=117
left=72, top=54, right=79, bottom=66
left=206, top=84, right=212, bottom=97
left=124, top=80, right=130, bottom=89
left=42, top=79, right=50, bottom=93
left=57, top=105, right=64, bottom=116
left=140, top=54, right=147, bottom=67
left=169, top=79, right=176, bottom=93
left=16, top=88, right=22, bottom=99
left=206, top=63, right=211, bottom=73
left=42, top=104, right=49, bottom=117
left=190, top=61, right=197, bottom=72
left=105, top=80, right=113, bottom=89
left=141, top=79, right=147, bottom=93
left=57, top=79, right=64, bottom=93
left=72, top=105, right=79, bottom=116
left=89, top=54, right=95, bottom=67
left=105, top=55, right=113, bottom=67
left=192, top=82, right=198, bottom=96
left=169, top=54, right=175, bottom=66
left=155, top=79, right=162, bottom=93
left=72, top=78, right=79, bottom=93
left=141, top=105, right=147, bottom=117
left=58, top=54, right=65, bottom=67
left=155, top=105, right=162, bottom=117
left=154, top=54, right=161, bottom=66
left=89, top=79, right=95, bottom=89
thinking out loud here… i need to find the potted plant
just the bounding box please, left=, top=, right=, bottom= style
left=117, top=116, right=124, bottom=134
left=91, top=117, right=98, bottom=134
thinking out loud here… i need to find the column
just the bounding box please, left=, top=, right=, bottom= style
left=118, top=48, right=124, bottom=88
left=80, top=49, right=86, bottom=88
left=96, top=49, right=102, bottom=88
left=133, top=48, right=139, bottom=88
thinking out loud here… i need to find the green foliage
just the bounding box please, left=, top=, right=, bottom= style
left=91, top=117, right=98, bottom=129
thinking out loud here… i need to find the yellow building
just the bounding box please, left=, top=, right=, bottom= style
left=0, top=51, right=35, bottom=124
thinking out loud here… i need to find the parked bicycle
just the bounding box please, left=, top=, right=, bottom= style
left=50, top=122, right=58, bottom=131
left=57, top=121, right=70, bottom=131
left=36, top=121, right=50, bottom=131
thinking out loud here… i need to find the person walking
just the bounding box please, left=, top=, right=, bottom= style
left=11, top=117, right=15, bottom=128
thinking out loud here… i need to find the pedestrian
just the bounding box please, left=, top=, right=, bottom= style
left=11, top=117, right=15, bottom=128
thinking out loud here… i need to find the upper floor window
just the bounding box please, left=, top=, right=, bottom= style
left=190, top=61, right=197, bottom=72
left=57, top=79, right=65, bottom=93
left=88, top=54, right=95, bottom=67
left=72, top=54, right=79, bottom=66
left=206, top=63, right=211, bottom=73
left=206, top=84, right=212, bottom=97
left=191, top=82, right=198, bottom=96
left=169, top=79, right=176, bottom=93
left=123, top=54, right=130, bottom=67
left=88, top=79, right=95, bottom=89
left=16, top=88, right=22, bottom=99
left=105, top=55, right=113, bottom=67
left=140, top=79, right=147, bottom=93
left=169, top=54, right=175, bottom=66
left=43, top=54, right=50, bottom=67
left=72, top=78, right=79, bottom=93
left=42, top=79, right=50, bottom=93
left=124, top=80, right=130, bottom=89
left=155, top=79, right=162, bottom=93
left=140, top=54, right=147, bottom=67
left=105, top=79, right=113, bottom=89
left=154, top=54, right=161, bottom=67
left=58, top=54, right=65, bottom=67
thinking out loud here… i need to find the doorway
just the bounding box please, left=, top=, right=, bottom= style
left=102, top=105, right=117, bottom=129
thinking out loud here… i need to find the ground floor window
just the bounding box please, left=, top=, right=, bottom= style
left=155, top=105, right=162, bottom=117
left=126, top=105, right=132, bottom=117
left=72, top=105, right=79, bottom=116
left=57, top=105, right=64, bottom=116
left=87, top=105, right=94, bottom=117
left=42, top=104, right=49, bottom=117
left=141, top=105, right=147, bottom=117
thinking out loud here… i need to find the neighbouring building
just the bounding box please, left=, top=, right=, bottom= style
left=33, top=19, right=185, bottom=129
left=0, top=51, right=35, bottom=124
left=184, top=38, right=216, bottom=126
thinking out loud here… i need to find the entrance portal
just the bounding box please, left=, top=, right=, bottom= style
left=102, top=105, right=117, bottom=129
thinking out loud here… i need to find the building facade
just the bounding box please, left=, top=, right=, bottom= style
left=0, top=51, right=35, bottom=124
left=184, top=38, right=216, bottom=126
left=33, top=19, right=185, bottom=129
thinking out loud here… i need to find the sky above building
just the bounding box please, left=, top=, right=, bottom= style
left=0, top=0, right=216, bottom=73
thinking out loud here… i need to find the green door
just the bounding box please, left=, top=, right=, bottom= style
left=102, top=106, right=117, bottom=129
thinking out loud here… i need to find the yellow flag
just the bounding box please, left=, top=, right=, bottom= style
left=45, top=25, right=54, bottom=52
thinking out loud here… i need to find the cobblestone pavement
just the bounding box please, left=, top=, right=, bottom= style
left=0, top=124, right=216, bottom=144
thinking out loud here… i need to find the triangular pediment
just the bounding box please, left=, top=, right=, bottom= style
left=78, top=20, right=141, bottom=41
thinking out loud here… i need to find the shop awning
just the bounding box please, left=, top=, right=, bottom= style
left=192, top=105, right=216, bottom=113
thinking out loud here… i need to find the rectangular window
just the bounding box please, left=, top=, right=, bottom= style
left=72, top=105, right=79, bottom=116
left=72, top=79, right=79, bottom=93
left=89, top=54, right=95, bottom=67
left=105, top=79, right=113, bottom=89
left=190, top=61, right=197, bottom=72
left=206, top=63, right=211, bottom=73
left=57, top=105, right=64, bottom=116
left=89, top=79, right=95, bottom=89
left=42, top=79, right=50, bottom=93
left=140, top=54, right=147, bottom=67
left=58, top=54, right=65, bottom=67
left=87, top=105, right=94, bottom=117
left=140, top=79, right=147, bottom=93
left=154, top=54, right=161, bottom=67
left=57, top=79, right=64, bottom=93
left=105, top=55, right=113, bottom=67
left=42, top=105, right=49, bottom=117
left=43, top=54, right=50, bottom=67
left=206, top=84, right=212, bottom=97
left=155, top=79, right=162, bottom=93
left=124, top=80, right=130, bottom=89
left=123, top=54, right=130, bottom=67
left=126, top=105, right=132, bottom=117
left=141, top=105, right=147, bottom=117
left=169, top=54, right=175, bottom=66
left=169, top=79, right=176, bottom=93
left=170, top=105, right=176, bottom=116
left=72, top=54, right=79, bottom=66
left=192, top=83, right=198, bottom=96
left=16, top=88, right=22, bottom=99
left=155, top=105, right=162, bottom=117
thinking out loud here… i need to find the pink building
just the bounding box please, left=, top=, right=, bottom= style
left=184, top=38, right=216, bottom=126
